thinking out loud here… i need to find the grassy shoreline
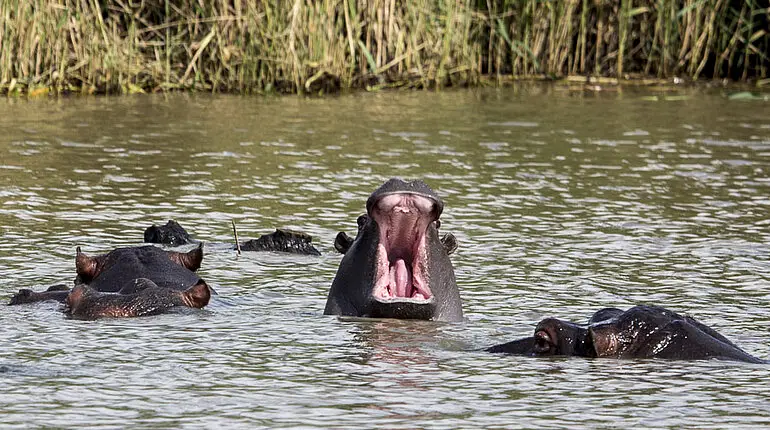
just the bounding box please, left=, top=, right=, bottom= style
left=1, top=1, right=768, bottom=95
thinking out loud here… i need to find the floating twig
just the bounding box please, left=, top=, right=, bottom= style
left=232, top=220, right=241, bottom=255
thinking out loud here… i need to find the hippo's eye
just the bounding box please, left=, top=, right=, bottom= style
left=356, top=215, right=368, bottom=230
left=434, top=220, right=441, bottom=229
left=534, top=330, right=552, bottom=354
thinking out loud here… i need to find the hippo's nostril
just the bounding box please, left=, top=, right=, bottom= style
left=534, top=330, right=552, bottom=354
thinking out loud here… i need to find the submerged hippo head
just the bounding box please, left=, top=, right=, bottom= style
left=585, top=305, right=765, bottom=363
left=66, top=278, right=211, bottom=319
left=8, top=244, right=207, bottom=306
left=239, top=228, right=321, bottom=256
left=9, top=243, right=209, bottom=307
left=324, top=178, right=463, bottom=321
left=486, top=305, right=766, bottom=363
left=76, top=244, right=204, bottom=293
left=484, top=317, right=593, bottom=356
left=144, top=220, right=198, bottom=246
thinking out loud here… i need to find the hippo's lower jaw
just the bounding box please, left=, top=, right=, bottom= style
left=368, top=297, right=436, bottom=320
left=373, top=295, right=435, bottom=306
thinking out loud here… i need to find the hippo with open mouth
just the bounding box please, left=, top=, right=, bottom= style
left=324, top=178, right=463, bottom=321
left=486, top=305, right=767, bottom=363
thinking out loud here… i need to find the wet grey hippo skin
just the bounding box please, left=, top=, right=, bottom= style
left=240, top=229, right=321, bottom=256
left=8, top=245, right=206, bottom=305
left=66, top=278, right=210, bottom=320
left=145, top=220, right=321, bottom=255
left=324, top=178, right=463, bottom=321
left=144, top=220, right=199, bottom=246
left=8, top=284, right=72, bottom=305
left=486, top=305, right=766, bottom=363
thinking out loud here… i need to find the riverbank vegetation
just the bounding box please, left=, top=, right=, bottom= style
left=1, top=0, right=768, bottom=95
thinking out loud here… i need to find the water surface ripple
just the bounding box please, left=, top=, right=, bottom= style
left=1, top=89, right=769, bottom=428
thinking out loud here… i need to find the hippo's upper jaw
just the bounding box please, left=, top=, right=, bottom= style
left=369, top=186, right=440, bottom=307
left=325, top=178, right=463, bottom=322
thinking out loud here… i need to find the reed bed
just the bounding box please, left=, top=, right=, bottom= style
left=1, top=0, right=768, bottom=95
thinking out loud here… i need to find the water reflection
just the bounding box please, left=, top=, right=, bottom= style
left=342, top=318, right=444, bottom=367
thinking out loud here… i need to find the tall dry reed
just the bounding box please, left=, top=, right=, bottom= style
left=0, top=0, right=767, bottom=94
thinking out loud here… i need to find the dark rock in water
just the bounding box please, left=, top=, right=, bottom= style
left=144, top=220, right=198, bottom=246
left=239, top=229, right=321, bottom=256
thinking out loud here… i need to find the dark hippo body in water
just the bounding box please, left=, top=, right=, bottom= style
left=239, top=229, right=321, bottom=256
left=145, top=220, right=321, bottom=255
left=486, top=305, right=766, bottom=363
left=9, top=284, right=73, bottom=305
left=8, top=245, right=211, bottom=318
left=324, top=178, right=463, bottom=321
left=66, top=278, right=210, bottom=320
left=144, top=220, right=198, bottom=246
left=74, top=244, right=204, bottom=293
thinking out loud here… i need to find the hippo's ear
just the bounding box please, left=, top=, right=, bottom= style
left=334, top=231, right=354, bottom=255
left=356, top=214, right=368, bottom=230
left=75, top=247, right=103, bottom=283
left=182, top=280, right=211, bottom=309
left=169, top=243, right=203, bottom=272
left=440, top=233, right=458, bottom=255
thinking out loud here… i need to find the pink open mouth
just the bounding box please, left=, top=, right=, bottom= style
left=370, top=193, right=436, bottom=303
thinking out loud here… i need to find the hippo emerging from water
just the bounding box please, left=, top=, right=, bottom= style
left=324, top=178, right=463, bottom=321
left=239, top=229, right=321, bottom=256
left=66, top=278, right=210, bottom=319
left=144, top=220, right=198, bottom=246
left=486, top=305, right=766, bottom=363
left=9, top=245, right=211, bottom=319
left=145, top=220, right=321, bottom=255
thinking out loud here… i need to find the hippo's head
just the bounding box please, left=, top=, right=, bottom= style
left=75, top=244, right=204, bottom=293
left=143, top=220, right=198, bottom=246
left=484, top=317, right=592, bottom=357
left=487, top=305, right=766, bottom=363
left=324, top=178, right=463, bottom=321
left=66, top=278, right=211, bottom=320
left=484, top=308, right=625, bottom=357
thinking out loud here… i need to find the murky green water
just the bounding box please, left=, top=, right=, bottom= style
left=1, top=87, right=769, bottom=428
